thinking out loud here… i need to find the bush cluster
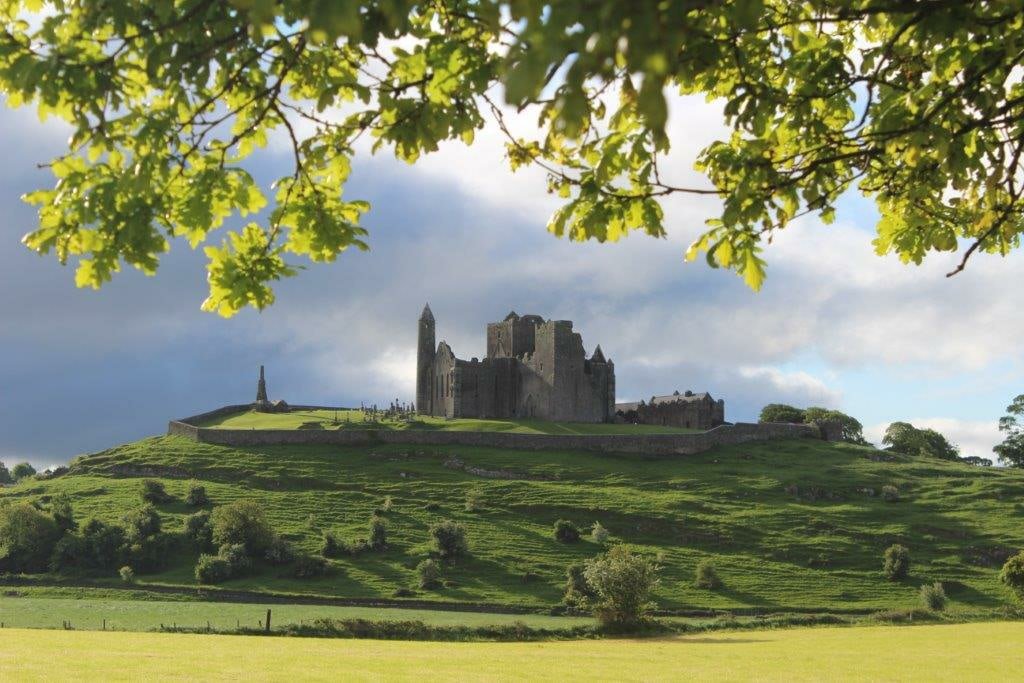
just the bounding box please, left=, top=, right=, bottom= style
left=583, top=546, right=660, bottom=628
left=140, top=480, right=173, bottom=505
left=883, top=544, right=910, bottom=580
left=919, top=582, right=947, bottom=611
left=185, top=481, right=209, bottom=506
left=553, top=519, right=581, bottom=543
left=430, top=519, right=468, bottom=560
left=563, top=562, right=596, bottom=606
left=1000, top=551, right=1024, bottom=601
left=417, top=558, right=442, bottom=589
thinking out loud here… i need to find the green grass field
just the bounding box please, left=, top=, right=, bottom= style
left=0, top=594, right=590, bottom=631
left=1, top=622, right=1021, bottom=681
left=3, top=434, right=1022, bottom=614
left=198, top=409, right=701, bottom=434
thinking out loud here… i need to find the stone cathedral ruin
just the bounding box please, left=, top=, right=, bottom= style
left=417, top=304, right=616, bottom=422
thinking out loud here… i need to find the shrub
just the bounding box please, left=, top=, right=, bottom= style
left=11, top=462, right=36, bottom=481
left=140, top=479, right=173, bottom=504
left=883, top=544, right=910, bottom=580
left=195, top=554, right=232, bottom=584
left=423, top=502, right=441, bottom=512
left=292, top=553, right=328, bottom=579
left=321, top=531, right=348, bottom=558
left=49, top=534, right=87, bottom=572
left=553, top=519, right=581, bottom=543
left=881, top=485, right=900, bottom=502
left=591, top=522, right=610, bottom=544
left=126, top=532, right=177, bottom=574
left=185, top=482, right=209, bottom=506
left=211, top=500, right=275, bottom=554
left=121, top=505, right=161, bottom=544
left=368, top=514, right=388, bottom=551
left=583, top=546, right=660, bottom=629
left=430, top=519, right=468, bottom=560
left=563, top=562, right=596, bottom=605
left=218, top=543, right=252, bottom=574
left=381, top=496, right=393, bottom=512
left=119, top=566, right=135, bottom=584
left=417, top=558, right=442, bottom=589
left=694, top=560, right=722, bottom=589
left=264, top=536, right=295, bottom=565
left=50, top=493, right=76, bottom=533
left=758, top=404, right=805, bottom=424
left=0, top=502, right=62, bottom=572
left=392, top=587, right=415, bottom=598
left=184, top=510, right=213, bottom=550
left=999, top=551, right=1024, bottom=601
left=79, top=519, right=127, bottom=570
left=919, top=582, right=947, bottom=611
left=0, top=462, right=12, bottom=485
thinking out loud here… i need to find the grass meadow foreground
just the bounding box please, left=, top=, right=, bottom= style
left=0, top=622, right=1021, bottom=681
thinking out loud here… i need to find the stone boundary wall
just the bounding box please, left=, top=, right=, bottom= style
left=168, top=408, right=820, bottom=456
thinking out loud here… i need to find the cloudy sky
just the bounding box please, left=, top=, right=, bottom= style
left=2, top=92, right=1021, bottom=469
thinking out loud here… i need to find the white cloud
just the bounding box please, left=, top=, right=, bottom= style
left=737, top=366, right=842, bottom=407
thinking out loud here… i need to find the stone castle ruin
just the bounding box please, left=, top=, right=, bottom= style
left=416, top=304, right=616, bottom=422
left=615, top=391, right=725, bottom=431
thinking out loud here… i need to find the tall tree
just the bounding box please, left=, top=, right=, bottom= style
left=3, top=2, right=1024, bottom=314
left=994, top=394, right=1024, bottom=468
left=882, top=421, right=959, bottom=460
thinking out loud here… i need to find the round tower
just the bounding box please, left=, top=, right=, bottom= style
left=417, top=303, right=435, bottom=415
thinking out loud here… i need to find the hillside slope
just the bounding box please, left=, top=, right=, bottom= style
left=3, top=436, right=1022, bottom=612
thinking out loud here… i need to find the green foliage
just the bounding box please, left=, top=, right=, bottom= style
left=994, top=395, right=1024, bottom=468
left=121, top=506, right=161, bottom=544
left=919, top=582, right=947, bottom=611
left=119, top=565, right=135, bottom=584
left=417, top=558, right=443, bottom=589
left=50, top=492, right=76, bottom=533
left=368, top=514, right=388, bottom=551
left=0, top=462, right=12, bottom=485
left=292, top=553, right=328, bottom=579
left=11, top=462, right=36, bottom=481
left=185, top=482, right=209, bottom=507
left=211, top=500, right=275, bottom=554
left=195, top=554, right=232, bottom=585
left=5, top=3, right=1023, bottom=312
left=553, top=519, right=581, bottom=543
left=218, top=543, right=252, bottom=575
left=999, top=551, right=1024, bottom=602
left=694, top=560, right=722, bottom=590
left=802, top=408, right=867, bottom=445
left=591, top=522, right=610, bottom=544
left=321, top=531, right=347, bottom=559
left=140, top=479, right=172, bottom=505
left=563, top=562, right=596, bottom=606
left=881, top=485, right=900, bottom=503
left=77, top=519, right=127, bottom=571
left=583, top=546, right=659, bottom=628
left=430, top=519, right=468, bottom=560
left=0, top=502, right=61, bottom=572
left=759, top=405, right=805, bottom=424
left=883, top=544, right=911, bottom=581
left=184, top=510, right=213, bottom=551
left=883, top=423, right=960, bottom=460
left=264, top=535, right=295, bottom=565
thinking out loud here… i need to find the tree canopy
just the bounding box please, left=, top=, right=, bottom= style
left=3, top=1, right=1024, bottom=314
left=881, top=421, right=960, bottom=460
left=993, top=394, right=1024, bottom=468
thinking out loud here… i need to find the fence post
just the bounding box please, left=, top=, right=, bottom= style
left=265, top=609, right=271, bottom=634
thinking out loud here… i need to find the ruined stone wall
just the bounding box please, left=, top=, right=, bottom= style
left=169, top=414, right=820, bottom=456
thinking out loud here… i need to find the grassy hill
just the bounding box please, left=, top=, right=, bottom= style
left=198, top=408, right=701, bottom=434
left=2, top=435, right=1023, bottom=613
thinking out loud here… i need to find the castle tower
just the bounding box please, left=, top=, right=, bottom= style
left=416, top=304, right=435, bottom=415
left=256, top=365, right=268, bottom=403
